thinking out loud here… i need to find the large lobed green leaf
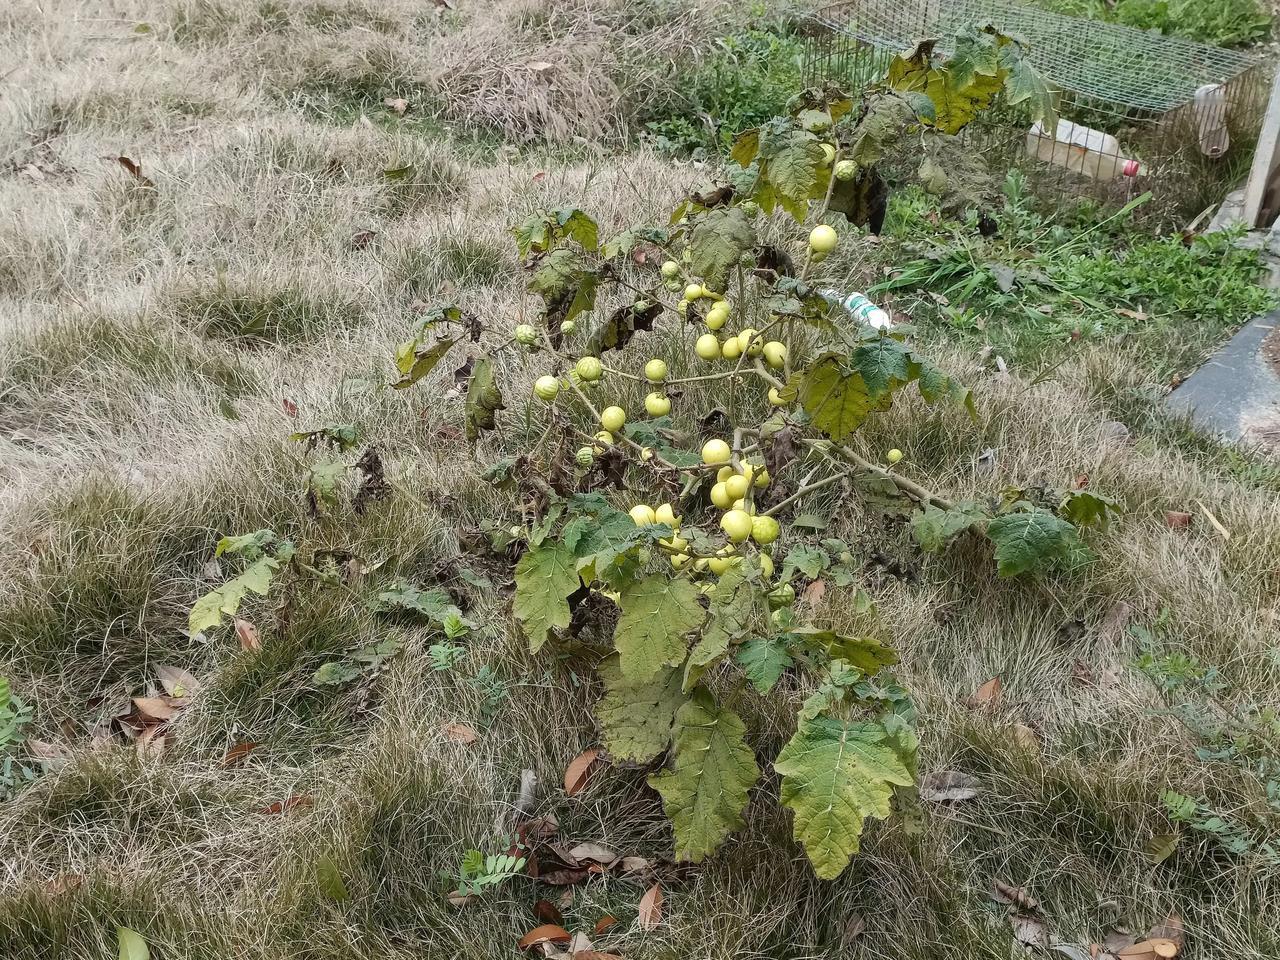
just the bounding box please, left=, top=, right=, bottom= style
left=614, top=575, right=705, bottom=680
left=189, top=556, right=280, bottom=635
left=688, top=207, right=756, bottom=293
left=513, top=541, right=580, bottom=651
left=774, top=715, right=915, bottom=879
left=595, top=654, right=687, bottom=764
left=649, top=689, right=760, bottom=862
left=684, top=564, right=754, bottom=691
left=986, top=506, right=1087, bottom=577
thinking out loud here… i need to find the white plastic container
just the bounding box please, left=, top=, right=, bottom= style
left=1026, top=118, right=1142, bottom=181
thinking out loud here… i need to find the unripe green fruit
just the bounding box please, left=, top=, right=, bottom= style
left=887, top=448, right=904, bottom=464
left=645, top=392, right=671, bottom=417
left=702, top=439, right=732, bottom=465
left=710, top=481, right=733, bottom=509
left=768, top=583, right=796, bottom=609
left=629, top=504, right=656, bottom=527
left=684, top=283, right=704, bottom=301
left=762, top=341, right=787, bottom=370
left=575, top=446, right=595, bottom=467
left=740, top=200, right=759, bottom=216
left=751, top=515, right=780, bottom=546
left=533, top=375, right=559, bottom=401
left=600, top=406, right=626, bottom=433
left=514, top=324, right=538, bottom=345
left=576, top=356, right=603, bottom=382
left=819, top=142, right=836, bottom=164
left=835, top=159, right=857, bottom=181
left=644, top=358, right=668, bottom=382
left=768, top=387, right=787, bottom=407
left=560, top=319, right=576, bottom=334
left=724, top=474, right=749, bottom=501
left=654, top=503, right=678, bottom=528
left=759, top=552, right=774, bottom=580
left=721, top=337, right=743, bottom=361
left=661, top=260, right=680, bottom=279
left=633, top=299, right=650, bottom=313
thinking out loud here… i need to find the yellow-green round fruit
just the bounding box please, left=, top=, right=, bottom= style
left=820, top=143, right=836, bottom=165
left=645, top=392, right=671, bottom=417
left=702, top=438, right=732, bottom=465
left=721, top=337, right=743, bottom=361
left=710, top=481, right=733, bottom=510
left=695, top=334, right=721, bottom=361
left=594, top=430, right=614, bottom=446
left=533, top=375, right=559, bottom=401
left=600, top=406, right=626, bottom=433
left=724, top=474, right=749, bottom=501
left=575, top=446, right=594, bottom=467
left=708, top=555, right=739, bottom=575
left=721, top=509, right=753, bottom=543
left=670, top=553, right=689, bottom=570
left=759, top=552, right=774, bottom=579
left=768, top=387, right=787, bottom=407
left=731, top=498, right=748, bottom=512
left=629, top=504, right=656, bottom=526
left=661, top=260, right=680, bottom=279
left=834, top=159, right=857, bottom=181
left=644, top=358, right=668, bottom=383
left=740, top=199, right=759, bottom=216
left=887, top=448, right=904, bottom=464
left=576, top=356, right=603, bottom=382
left=640, top=446, right=655, bottom=461
left=684, top=283, right=704, bottom=301
left=736, top=328, right=758, bottom=354
left=751, top=515, right=780, bottom=546
left=762, top=341, right=787, bottom=370
left=514, top=324, right=538, bottom=345
left=809, top=224, right=838, bottom=254
left=753, top=467, right=770, bottom=489
left=716, top=465, right=735, bottom=483
left=655, top=503, right=678, bottom=528
left=705, top=305, right=729, bottom=331
left=560, top=319, right=576, bottom=334
left=768, top=583, right=795, bottom=608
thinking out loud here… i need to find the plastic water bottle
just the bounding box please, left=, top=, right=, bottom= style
left=822, top=289, right=892, bottom=329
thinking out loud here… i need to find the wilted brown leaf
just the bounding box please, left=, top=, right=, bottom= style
left=1012, top=723, right=1040, bottom=752
left=840, top=912, right=866, bottom=946
left=1147, top=913, right=1184, bottom=952
left=517, top=924, right=572, bottom=949
left=568, top=842, right=617, bottom=865
left=966, top=676, right=1002, bottom=708
left=1117, top=939, right=1179, bottom=959
left=282, top=397, right=298, bottom=418
left=1071, top=660, right=1096, bottom=686
left=802, top=579, right=827, bottom=605
left=1163, top=511, right=1192, bottom=530
left=1010, top=913, right=1048, bottom=949
left=564, top=748, right=602, bottom=797
left=517, top=815, right=560, bottom=844
left=637, top=883, right=662, bottom=930
left=383, top=97, right=409, bottom=115
left=1144, top=833, right=1180, bottom=865
left=43, top=874, right=84, bottom=897
left=442, top=722, right=479, bottom=744
left=991, top=880, right=1039, bottom=911
left=156, top=665, right=199, bottom=699
left=235, top=618, right=261, bottom=651
left=26, top=739, right=73, bottom=768
left=919, top=770, right=982, bottom=802
left=260, top=794, right=312, bottom=815
left=131, top=697, right=178, bottom=721
left=533, top=899, right=563, bottom=925
left=221, top=742, right=258, bottom=767
left=592, top=916, right=617, bottom=935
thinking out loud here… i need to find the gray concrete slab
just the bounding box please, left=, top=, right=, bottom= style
left=1165, top=311, right=1280, bottom=449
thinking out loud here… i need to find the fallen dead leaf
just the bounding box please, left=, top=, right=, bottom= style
left=919, top=770, right=982, bottom=802
left=1098, top=601, right=1133, bottom=640
left=1012, top=723, right=1040, bottom=752
left=637, top=883, right=662, bottom=930
left=350, top=229, right=378, bottom=250
left=533, top=899, right=564, bottom=925
left=43, top=874, right=84, bottom=896
left=156, top=664, right=199, bottom=699
left=1144, top=833, right=1180, bottom=865
left=442, top=722, right=479, bottom=744
left=991, top=880, right=1039, bottom=911
left=131, top=697, right=178, bottom=721
left=383, top=97, right=409, bottom=115
left=1147, top=913, right=1184, bottom=952
left=282, top=398, right=298, bottom=418
left=220, top=742, right=258, bottom=767
left=1071, top=660, right=1096, bottom=686
left=517, top=815, right=560, bottom=844
left=259, top=794, right=312, bottom=815
left=518, top=924, right=572, bottom=950
left=568, top=842, right=617, bottom=865
left=527, top=60, right=555, bottom=73
left=1163, top=510, right=1192, bottom=530
left=592, top=916, right=617, bottom=935
left=1010, top=913, right=1049, bottom=949
left=445, top=891, right=475, bottom=909
left=566, top=931, right=594, bottom=955
left=1117, top=938, right=1179, bottom=959
left=235, top=618, right=261, bottom=652
left=564, top=748, right=602, bottom=797
left=966, top=676, right=1002, bottom=708
left=840, top=912, right=866, bottom=946
left=26, top=739, right=72, bottom=768
left=1103, top=928, right=1138, bottom=954
left=802, top=579, right=827, bottom=605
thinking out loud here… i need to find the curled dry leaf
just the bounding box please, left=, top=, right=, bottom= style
left=442, top=722, right=479, bottom=744
left=1147, top=913, right=1184, bottom=952
left=919, top=770, right=982, bottom=802
left=568, top=842, right=617, bottom=865
left=235, top=618, right=261, bottom=652
left=1010, top=912, right=1048, bottom=949
left=636, top=883, right=662, bottom=930
left=1012, top=723, right=1040, bottom=752
left=802, top=579, right=827, bottom=605
left=592, top=916, right=617, bottom=935
left=563, top=748, right=602, bottom=797
left=259, top=794, right=312, bottom=815
left=156, top=665, right=200, bottom=699
left=991, top=879, right=1039, bottom=912
left=220, top=742, right=257, bottom=767
left=26, top=739, right=73, bottom=768
left=1163, top=511, right=1192, bottom=530
left=518, top=924, right=572, bottom=950
left=383, top=97, right=409, bottom=115
left=131, top=697, right=178, bottom=721
left=534, top=899, right=564, bottom=925
left=446, top=891, right=475, bottom=909
left=1117, top=939, right=1179, bottom=959
left=966, top=676, right=1002, bottom=709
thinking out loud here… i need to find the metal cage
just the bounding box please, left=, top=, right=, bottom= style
left=801, top=0, right=1272, bottom=223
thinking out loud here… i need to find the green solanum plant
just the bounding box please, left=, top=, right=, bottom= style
left=189, top=29, right=1114, bottom=880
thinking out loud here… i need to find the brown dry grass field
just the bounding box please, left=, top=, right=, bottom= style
left=1, top=1, right=1279, bottom=958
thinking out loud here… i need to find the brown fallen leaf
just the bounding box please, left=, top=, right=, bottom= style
left=517, top=815, right=560, bottom=844
left=131, top=697, right=178, bottom=721
left=533, top=899, right=563, bottom=925
left=991, top=880, right=1039, bottom=911
left=564, top=748, right=602, bottom=797
left=442, top=722, right=479, bottom=744
left=592, top=916, right=617, bottom=935
left=260, top=794, right=312, bottom=815
left=517, top=924, right=572, bottom=950
left=350, top=229, right=378, bottom=250
left=116, top=155, right=154, bottom=187
left=566, top=931, right=595, bottom=955
left=1012, top=723, right=1040, bottom=752
left=527, top=60, right=555, bottom=73
left=383, top=97, right=409, bottom=115
left=919, top=770, right=981, bottom=802
left=839, top=912, right=866, bottom=946
left=1163, top=511, right=1192, bottom=530
left=43, top=874, right=84, bottom=896
left=282, top=398, right=298, bottom=418
left=966, top=676, right=1002, bottom=708
left=1010, top=912, right=1048, bottom=949
left=1147, top=913, right=1184, bottom=953
left=156, top=664, right=200, bottom=699
left=235, top=618, right=261, bottom=652
left=1117, top=938, right=1179, bottom=959
left=637, top=883, right=662, bottom=930
left=1098, top=601, right=1133, bottom=640
left=221, top=742, right=258, bottom=767
left=26, top=739, right=73, bottom=768
left=802, top=579, right=827, bottom=605
left=1071, top=660, right=1096, bottom=686
left=445, top=891, right=475, bottom=909
left=568, top=842, right=617, bottom=865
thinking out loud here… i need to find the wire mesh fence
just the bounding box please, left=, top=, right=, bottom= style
left=801, top=0, right=1272, bottom=224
